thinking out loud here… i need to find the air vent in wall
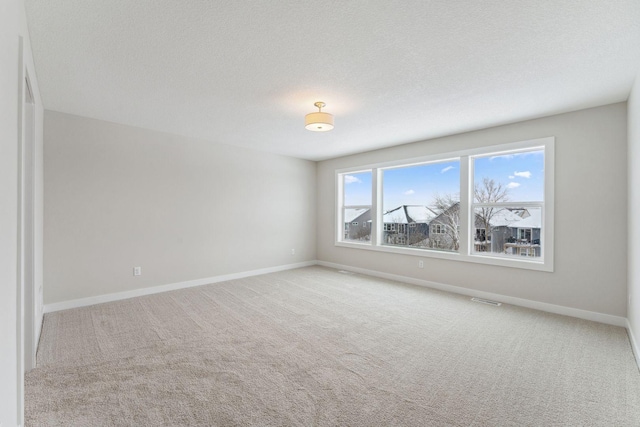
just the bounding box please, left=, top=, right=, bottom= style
left=471, top=297, right=502, bottom=306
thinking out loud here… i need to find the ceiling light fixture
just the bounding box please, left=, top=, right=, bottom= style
left=305, top=101, right=334, bottom=132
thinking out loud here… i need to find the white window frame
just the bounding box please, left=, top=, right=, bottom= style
left=337, top=170, right=373, bottom=246
left=335, top=137, right=554, bottom=272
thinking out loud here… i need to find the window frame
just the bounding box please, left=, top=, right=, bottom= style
left=335, top=137, right=554, bottom=272
left=337, top=170, right=374, bottom=246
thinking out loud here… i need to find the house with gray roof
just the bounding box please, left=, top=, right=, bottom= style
left=343, top=208, right=371, bottom=241
left=382, top=205, right=437, bottom=246
left=503, top=208, right=542, bottom=257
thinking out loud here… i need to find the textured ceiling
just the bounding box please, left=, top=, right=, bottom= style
left=24, top=0, right=640, bottom=161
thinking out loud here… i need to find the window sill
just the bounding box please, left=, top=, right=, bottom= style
left=334, top=241, right=553, bottom=272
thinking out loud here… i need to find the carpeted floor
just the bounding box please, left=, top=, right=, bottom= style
left=26, top=266, right=640, bottom=426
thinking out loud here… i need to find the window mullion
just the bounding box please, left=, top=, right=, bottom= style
left=335, top=136, right=553, bottom=272
left=336, top=173, right=343, bottom=243
left=372, top=168, right=380, bottom=246
left=459, top=155, right=470, bottom=255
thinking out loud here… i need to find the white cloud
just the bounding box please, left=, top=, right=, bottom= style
left=344, top=175, right=361, bottom=184
left=513, top=170, right=532, bottom=179
left=441, top=166, right=455, bottom=173
left=489, top=154, right=514, bottom=161
left=403, top=189, right=415, bottom=195
left=508, top=175, right=515, bottom=179
left=507, top=182, right=521, bottom=189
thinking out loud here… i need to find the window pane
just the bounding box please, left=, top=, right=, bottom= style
left=342, top=171, right=371, bottom=243
left=343, top=208, right=371, bottom=242
left=336, top=137, right=552, bottom=271
left=472, top=207, right=542, bottom=258
left=473, top=150, right=544, bottom=203
left=382, top=160, right=460, bottom=250
left=343, top=172, right=371, bottom=206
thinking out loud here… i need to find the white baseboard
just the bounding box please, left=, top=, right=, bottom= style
left=627, top=319, right=640, bottom=371
left=43, top=261, right=317, bottom=313
left=317, top=260, right=627, bottom=328
left=44, top=259, right=629, bottom=332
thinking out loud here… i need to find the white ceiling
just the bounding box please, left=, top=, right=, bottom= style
left=24, top=1, right=640, bottom=161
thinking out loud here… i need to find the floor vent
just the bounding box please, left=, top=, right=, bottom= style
left=471, top=297, right=502, bottom=306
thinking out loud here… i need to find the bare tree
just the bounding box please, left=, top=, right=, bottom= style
left=427, top=179, right=510, bottom=252
left=408, top=226, right=428, bottom=246
left=431, top=194, right=460, bottom=250
left=474, top=178, right=509, bottom=251
left=354, top=225, right=371, bottom=241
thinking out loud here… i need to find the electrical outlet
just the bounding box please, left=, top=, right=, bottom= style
left=418, top=260, right=424, bottom=269
left=291, top=248, right=295, bottom=255
left=133, top=266, right=142, bottom=276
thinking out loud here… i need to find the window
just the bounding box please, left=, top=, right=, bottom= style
left=471, top=148, right=545, bottom=261
left=336, top=137, right=553, bottom=271
left=381, top=160, right=459, bottom=250
left=339, top=171, right=372, bottom=243
left=431, top=224, right=446, bottom=234
left=518, top=228, right=532, bottom=242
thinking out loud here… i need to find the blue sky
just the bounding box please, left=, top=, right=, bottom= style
left=343, top=149, right=544, bottom=210
left=343, top=171, right=372, bottom=206
left=473, top=150, right=544, bottom=202
left=382, top=161, right=459, bottom=210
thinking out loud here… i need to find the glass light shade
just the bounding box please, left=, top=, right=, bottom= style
left=305, top=112, right=334, bottom=131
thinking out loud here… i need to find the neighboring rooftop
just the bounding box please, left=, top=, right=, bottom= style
left=383, top=205, right=437, bottom=224
left=344, top=208, right=369, bottom=223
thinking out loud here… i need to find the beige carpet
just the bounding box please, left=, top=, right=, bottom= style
left=26, top=266, right=640, bottom=426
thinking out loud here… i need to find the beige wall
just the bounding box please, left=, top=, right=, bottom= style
left=629, top=72, right=640, bottom=350
left=318, top=103, right=628, bottom=317
left=44, top=111, right=317, bottom=304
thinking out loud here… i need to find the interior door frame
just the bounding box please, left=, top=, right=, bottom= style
left=17, top=36, right=40, bottom=425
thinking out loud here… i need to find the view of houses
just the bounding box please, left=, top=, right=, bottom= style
left=343, top=203, right=542, bottom=258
